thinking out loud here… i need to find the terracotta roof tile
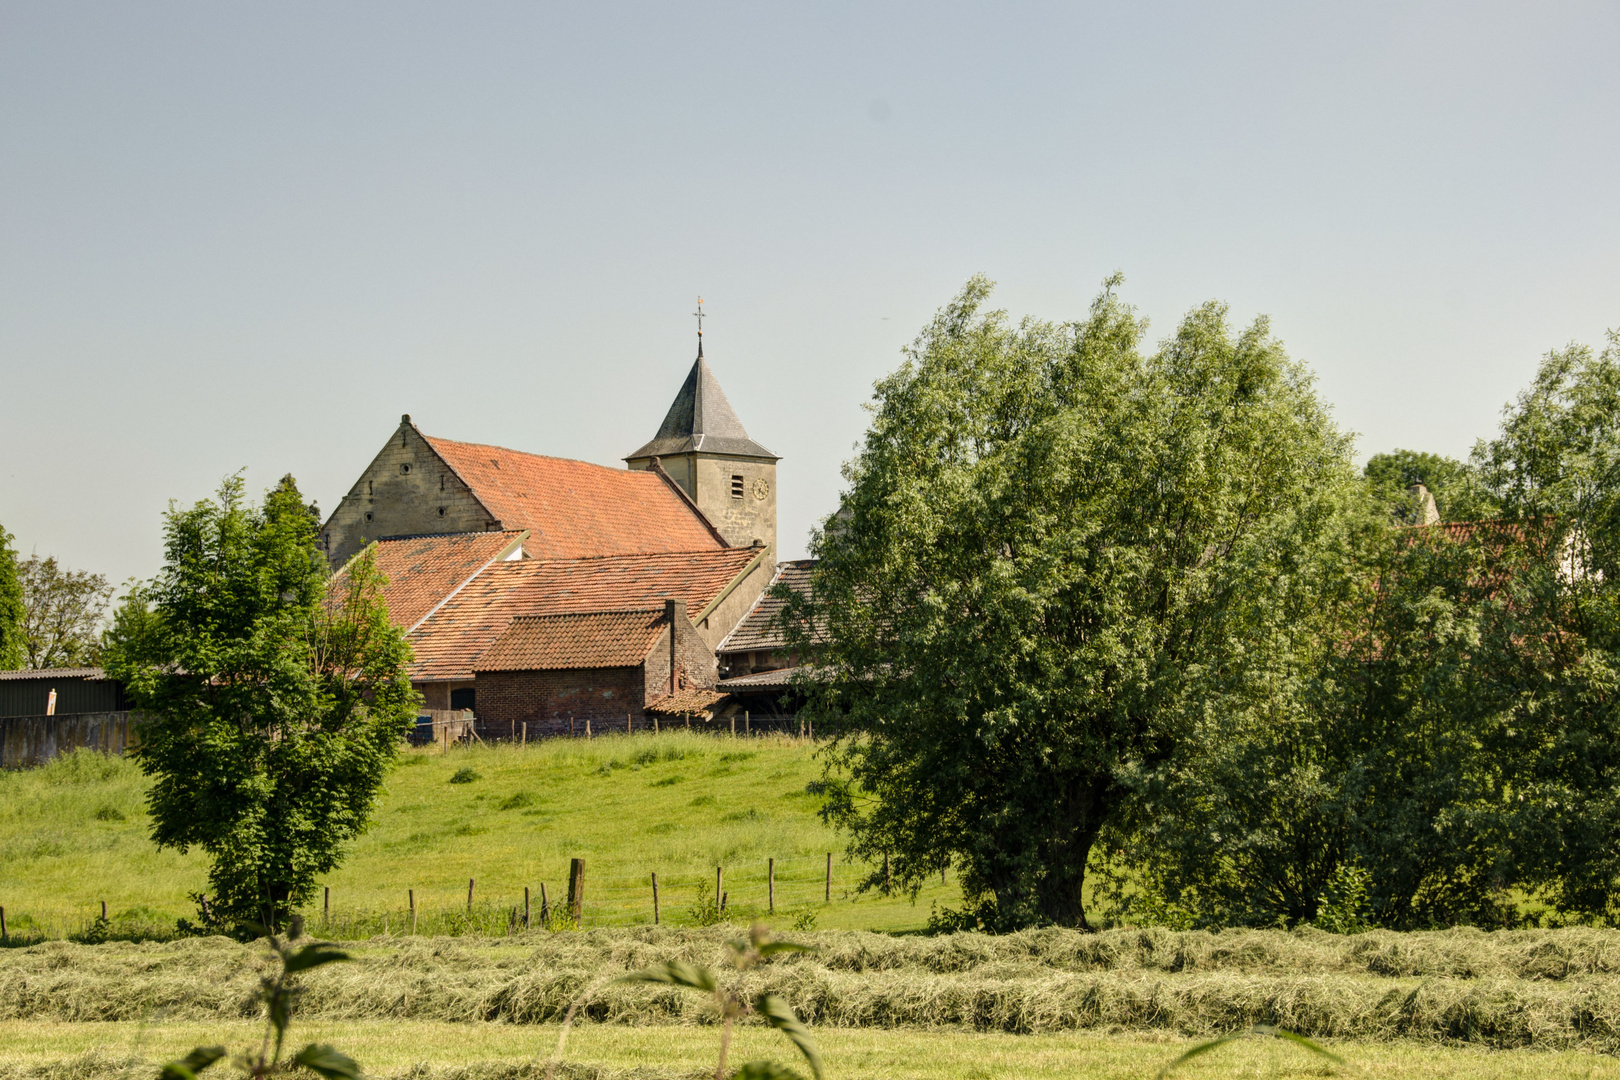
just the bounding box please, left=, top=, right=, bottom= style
left=718, top=560, right=818, bottom=653
left=423, top=433, right=723, bottom=559
left=337, top=531, right=528, bottom=631
left=409, top=547, right=761, bottom=681
left=474, top=610, right=664, bottom=671
left=646, top=687, right=729, bottom=716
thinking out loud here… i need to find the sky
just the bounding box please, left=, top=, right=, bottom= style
left=2, top=1, right=1618, bottom=589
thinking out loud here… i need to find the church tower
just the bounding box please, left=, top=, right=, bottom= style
left=625, top=336, right=779, bottom=558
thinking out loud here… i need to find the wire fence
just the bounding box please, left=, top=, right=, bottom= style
left=0, top=853, right=946, bottom=944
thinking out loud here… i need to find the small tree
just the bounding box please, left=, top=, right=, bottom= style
left=17, top=553, right=111, bottom=668
left=0, top=524, right=24, bottom=669
left=106, top=474, right=417, bottom=932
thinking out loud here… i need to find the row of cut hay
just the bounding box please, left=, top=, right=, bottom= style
left=6, top=930, right=1620, bottom=1049
left=0, top=1054, right=638, bottom=1080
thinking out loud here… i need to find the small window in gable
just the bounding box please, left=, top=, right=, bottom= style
left=731, top=475, right=744, bottom=499
left=364, top=512, right=374, bottom=522
left=437, top=506, right=446, bottom=517
left=401, top=463, right=411, bottom=474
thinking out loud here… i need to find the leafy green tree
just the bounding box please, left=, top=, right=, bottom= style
left=1363, top=449, right=1495, bottom=523
left=1101, top=491, right=1531, bottom=929
left=16, top=553, right=111, bottom=668
left=785, top=276, right=1354, bottom=929
left=106, top=474, right=417, bottom=932
left=0, top=524, right=24, bottom=669
left=1471, top=330, right=1620, bottom=920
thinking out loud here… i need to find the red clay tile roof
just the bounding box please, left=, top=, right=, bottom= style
left=423, top=433, right=724, bottom=559
left=409, top=547, right=761, bottom=681
left=337, top=531, right=528, bottom=632
left=474, top=610, right=664, bottom=671
left=646, top=687, right=729, bottom=716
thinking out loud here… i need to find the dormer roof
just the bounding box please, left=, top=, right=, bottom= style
left=626, top=356, right=779, bottom=462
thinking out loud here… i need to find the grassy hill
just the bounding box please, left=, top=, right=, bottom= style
left=0, top=732, right=966, bottom=941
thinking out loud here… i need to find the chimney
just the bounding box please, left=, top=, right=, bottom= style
left=665, top=598, right=686, bottom=695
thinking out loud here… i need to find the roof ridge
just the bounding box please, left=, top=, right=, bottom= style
left=496, top=547, right=753, bottom=567
left=422, top=432, right=646, bottom=477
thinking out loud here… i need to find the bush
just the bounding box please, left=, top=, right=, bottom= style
left=448, top=767, right=480, bottom=785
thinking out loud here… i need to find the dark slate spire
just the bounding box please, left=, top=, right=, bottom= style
left=626, top=353, right=779, bottom=462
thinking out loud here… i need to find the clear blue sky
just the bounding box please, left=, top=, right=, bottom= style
left=3, top=2, right=1617, bottom=587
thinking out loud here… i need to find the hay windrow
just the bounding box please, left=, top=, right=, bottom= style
left=5, top=927, right=1620, bottom=1049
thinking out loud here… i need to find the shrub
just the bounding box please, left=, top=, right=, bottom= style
left=448, top=768, right=480, bottom=785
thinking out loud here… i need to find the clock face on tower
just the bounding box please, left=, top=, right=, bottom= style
left=752, top=478, right=769, bottom=501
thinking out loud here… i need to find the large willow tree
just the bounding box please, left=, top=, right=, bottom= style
left=107, top=474, right=417, bottom=933
left=787, top=276, right=1354, bottom=929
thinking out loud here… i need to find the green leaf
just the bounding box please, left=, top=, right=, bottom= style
left=734, top=1062, right=805, bottom=1080
left=283, top=942, right=351, bottom=974
left=1256, top=1025, right=1344, bottom=1064
left=292, top=1043, right=362, bottom=1079
left=1156, top=1027, right=1343, bottom=1079
left=757, top=941, right=814, bottom=958
left=1154, top=1033, right=1243, bottom=1079
left=158, top=1045, right=226, bottom=1079
left=618, top=959, right=717, bottom=993
left=754, top=994, right=823, bottom=1080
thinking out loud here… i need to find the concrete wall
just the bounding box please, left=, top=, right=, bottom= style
left=321, top=418, right=495, bottom=568
left=2, top=712, right=135, bottom=769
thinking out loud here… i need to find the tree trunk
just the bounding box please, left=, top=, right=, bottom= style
left=1036, top=776, right=1113, bottom=929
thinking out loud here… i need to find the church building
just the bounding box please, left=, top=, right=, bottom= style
left=323, top=339, right=790, bottom=734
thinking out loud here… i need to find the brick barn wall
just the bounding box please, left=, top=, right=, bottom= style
left=642, top=620, right=719, bottom=702
left=475, top=666, right=651, bottom=739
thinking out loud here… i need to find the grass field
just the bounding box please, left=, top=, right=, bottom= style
left=6, top=928, right=1620, bottom=1077
left=0, top=734, right=969, bottom=940
left=6, top=1022, right=1619, bottom=1079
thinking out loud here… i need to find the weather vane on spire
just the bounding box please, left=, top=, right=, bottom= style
left=694, top=296, right=705, bottom=337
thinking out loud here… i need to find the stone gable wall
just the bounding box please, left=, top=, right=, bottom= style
left=321, top=420, right=492, bottom=569
left=474, top=667, right=650, bottom=738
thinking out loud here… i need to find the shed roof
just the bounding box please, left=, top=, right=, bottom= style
left=410, top=546, right=761, bottom=681
left=0, top=667, right=106, bottom=681
left=474, top=610, right=665, bottom=671
left=646, top=687, right=729, bottom=716
left=423, top=431, right=726, bottom=559
left=717, top=560, right=818, bottom=654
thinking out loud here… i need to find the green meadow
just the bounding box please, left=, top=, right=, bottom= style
left=7, top=739, right=1620, bottom=1079
left=0, top=733, right=965, bottom=941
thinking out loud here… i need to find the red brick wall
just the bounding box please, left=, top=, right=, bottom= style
left=475, top=666, right=651, bottom=738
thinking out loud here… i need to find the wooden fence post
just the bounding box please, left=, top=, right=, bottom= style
left=100, top=900, right=107, bottom=921
left=524, top=886, right=530, bottom=930
left=522, top=722, right=527, bottom=745
left=716, top=865, right=723, bottom=912
left=651, top=872, right=660, bottom=924
left=410, top=889, right=416, bottom=935
left=570, top=716, right=575, bottom=737
left=0, top=906, right=6, bottom=943
left=568, top=859, right=585, bottom=926
left=323, top=886, right=330, bottom=926
left=540, top=883, right=549, bottom=925
left=627, top=712, right=632, bottom=734
left=745, top=710, right=750, bottom=735
left=884, top=853, right=892, bottom=895
left=768, top=858, right=775, bottom=914
left=468, top=878, right=475, bottom=912
left=731, top=714, right=736, bottom=736
left=825, top=852, right=832, bottom=902
left=586, top=718, right=592, bottom=739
